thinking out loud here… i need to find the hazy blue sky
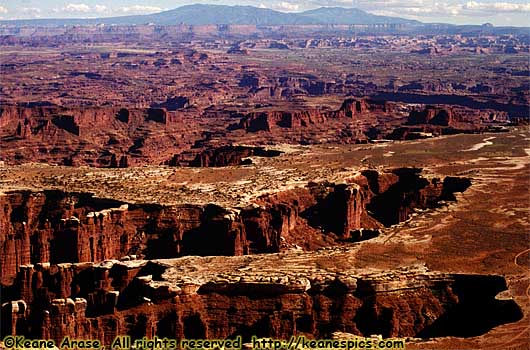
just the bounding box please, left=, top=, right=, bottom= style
left=0, top=0, right=528, bottom=26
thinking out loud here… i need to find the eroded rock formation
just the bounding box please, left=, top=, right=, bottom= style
left=231, top=98, right=395, bottom=133
left=0, top=99, right=512, bottom=168
left=170, top=146, right=283, bottom=167
left=1, top=260, right=522, bottom=342
left=0, top=105, right=188, bottom=167
left=0, top=169, right=471, bottom=283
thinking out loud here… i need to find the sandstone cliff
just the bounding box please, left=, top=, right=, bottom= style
left=0, top=169, right=471, bottom=283
left=1, top=260, right=522, bottom=341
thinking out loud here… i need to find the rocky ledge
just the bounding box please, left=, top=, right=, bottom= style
left=1, top=255, right=522, bottom=343
left=0, top=168, right=471, bottom=282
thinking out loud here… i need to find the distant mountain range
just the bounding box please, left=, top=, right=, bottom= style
left=0, top=4, right=421, bottom=26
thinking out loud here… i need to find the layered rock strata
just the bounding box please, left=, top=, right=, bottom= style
left=0, top=169, right=470, bottom=283
left=1, top=260, right=522, bottom=342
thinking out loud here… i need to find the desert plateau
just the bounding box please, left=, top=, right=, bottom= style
left=0, top=3, right=529, bottom=350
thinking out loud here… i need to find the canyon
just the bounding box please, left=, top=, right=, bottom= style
left=0, top=101, right=510, bottom=167
left=1, top=130, right=529, bottom=349
left=0, top=17, right=529, bottom=350
left=0, top=168, right=471, bottom=283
